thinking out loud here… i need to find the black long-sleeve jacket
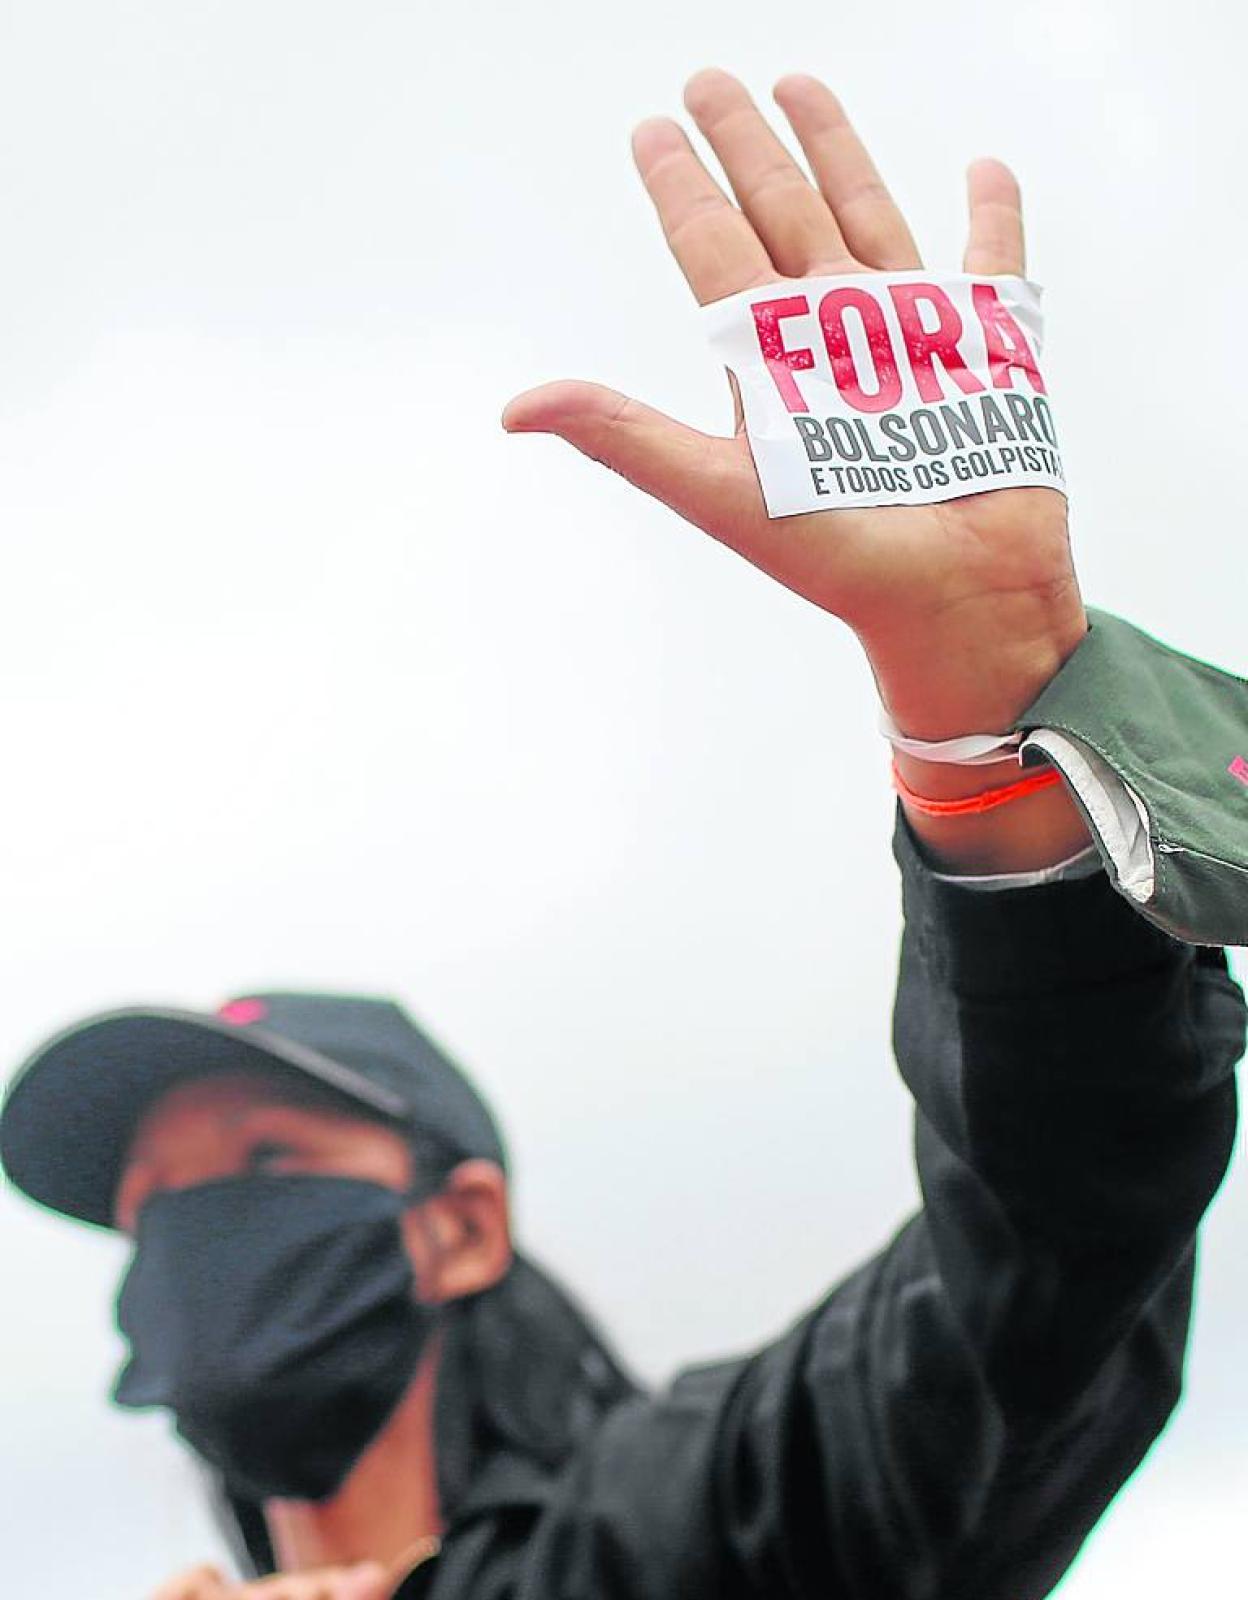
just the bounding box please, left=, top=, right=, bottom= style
left=389, top=819, right=1245, bottom=1599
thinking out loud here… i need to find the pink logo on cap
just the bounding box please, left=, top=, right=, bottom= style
left=218, top=998, right=268, bottom=1025
left=1229, top=756, right=1248, bottom=788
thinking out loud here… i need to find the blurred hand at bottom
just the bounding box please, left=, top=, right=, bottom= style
left=148, top=1561, right=390, bottom=1600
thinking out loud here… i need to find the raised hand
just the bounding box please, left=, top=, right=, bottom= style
left=504, top=69, right=1086, bottom=742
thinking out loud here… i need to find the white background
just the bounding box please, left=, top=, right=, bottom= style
left=0, top=2, right=1244, bottom=1595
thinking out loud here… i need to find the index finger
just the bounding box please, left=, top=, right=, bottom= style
left=632, top=116, right=777, bottom=306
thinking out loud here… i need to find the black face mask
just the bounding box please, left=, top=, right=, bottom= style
left=113, top=1173, right=437, bottom=1503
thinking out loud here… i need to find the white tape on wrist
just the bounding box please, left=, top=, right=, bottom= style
left=879, top=708, right=1023, bottom=767
left=704, top=271, right=1065, bottom=517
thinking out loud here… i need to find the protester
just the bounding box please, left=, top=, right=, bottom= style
left=3, top=69, right=1244, bottom=1600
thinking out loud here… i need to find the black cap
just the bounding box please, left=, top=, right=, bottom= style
left=0, top=993, right=506, bottom=1229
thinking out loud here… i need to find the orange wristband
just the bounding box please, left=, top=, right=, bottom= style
left=892, top=759, right=1063, bottom=818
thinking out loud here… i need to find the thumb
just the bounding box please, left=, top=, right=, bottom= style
left=336, top=1564, right=390, bottom=1600
left=147, top=1564, right=230, bottom=1600
left=502, top=380, right=756, bottom=539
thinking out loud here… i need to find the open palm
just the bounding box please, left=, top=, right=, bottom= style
left=504, top=70, right=1085, bottom=736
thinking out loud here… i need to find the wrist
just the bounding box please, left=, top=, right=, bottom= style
left=894, top=749, right=1093, bottom=875
left=857, top=584, right=1088, bottom=741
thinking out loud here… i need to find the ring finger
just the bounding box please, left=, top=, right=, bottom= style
left=772, top=75, right=921, bottom=270
left=683, top=68, right=854, bottom=277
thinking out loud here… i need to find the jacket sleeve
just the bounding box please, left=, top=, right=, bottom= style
left=552, top=814, right=1244, bottom=1600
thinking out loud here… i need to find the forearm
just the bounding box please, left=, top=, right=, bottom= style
left=893, top=820, right=1243, bottom=1401
left=699, top=829, right=1244, bottom=1600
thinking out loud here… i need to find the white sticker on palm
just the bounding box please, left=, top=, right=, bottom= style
left=703, top=272, right=1064, bottom=517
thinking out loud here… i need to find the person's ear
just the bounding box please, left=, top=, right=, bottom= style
left=402, top=1159, right=512, bottom=1303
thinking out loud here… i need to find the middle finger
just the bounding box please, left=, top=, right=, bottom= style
left=632, top=117, right=776, bottom=306
left=683, top=69, right=855, bottom=277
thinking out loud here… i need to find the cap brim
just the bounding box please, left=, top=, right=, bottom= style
left=0, top=1008, right=410, bottom=1229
